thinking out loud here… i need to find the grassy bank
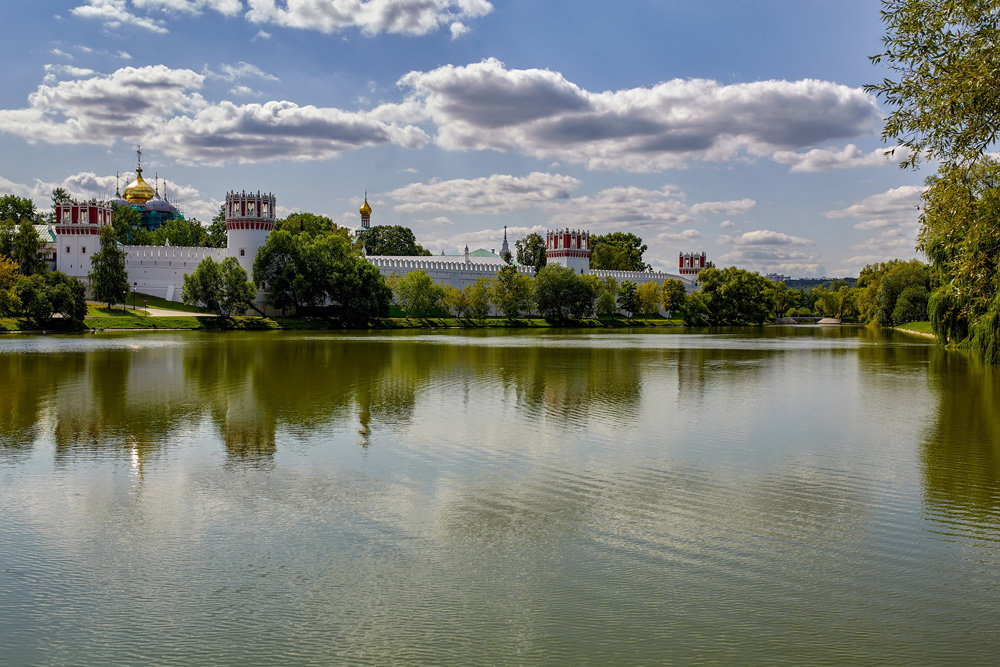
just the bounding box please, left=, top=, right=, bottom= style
left=3, top=314, right=683, bottom=333
left=895, top=321, right=935, bottom=338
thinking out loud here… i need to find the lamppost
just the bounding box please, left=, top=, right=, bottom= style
left=133, top=282, right=137, bottom=310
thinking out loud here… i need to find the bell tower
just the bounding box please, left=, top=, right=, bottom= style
left=545, top=228, right=591, bottom=274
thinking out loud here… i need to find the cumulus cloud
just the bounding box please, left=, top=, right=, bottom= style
left=251, top=29, right=271, bottom=41
left=389, top=172, right=581, bottom=214
left=716, top=228, right=824, bottom=276
left=772, top=144, right=911, bottom=172
left=547, top=185, right=755, bottom=231
left=0, top=171, right=219, bottom=221
left=0, top=65, right=428, bottom=164
left=244, top=0, right=493, bottom=36
left=397, top=58, right=882, bottom=172
left=824, top=184, right=923, bottom=227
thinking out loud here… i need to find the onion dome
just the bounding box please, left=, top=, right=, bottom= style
left=359, top=197, right=372, bottom=216
left=145, top=178, right=173, bottom=213
left=124, top=167, right=155, bottom=205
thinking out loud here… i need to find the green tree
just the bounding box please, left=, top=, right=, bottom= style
left=0, top=256, right=20, bottom=316
left=394, top=270, right=445, bottom=318
left=532, top=264, right=596, bottom=320
left=276, top=212, right=345, bottom=238
left=866, top=0, right=1000, bottom=169
left=444, top=285, right=469, bottom=318
left=207, top=204, right=228, bottom=248
left=490, top=265, right=533, bottom=320
left=0, top=194, right=37, bottom=224
left=12, top=219, right=45, bottom=276
left=636, top=281, right=661, bottom=319
left=89, top=226, right=129, bottom=310
left=590, top=232, right=649, bottom=271
left=465, top=278, right=493, bottom=322
left=661, top=278, right=687, bottom=317
left=812, top=286, right=840, bottom=317
left=616, top=280, right=640, bottom=319
left=111, top=203, right=151, bottom=246
left=150, top=216, right=209, bottom=247
left=14, top=274, right=52, bottom=322
left=252, top=229, right=310, bottom=312
left=183, top=257, right=256, bottom=315
left=515, top=232, right=547, bottom=272
left=357, top=225, right=431, bottom=256
left=593, top=276, right=619, bottom=318
left=45, top=271, right=86, bottom=322
left=695, top=266, right=774, bottom=325
left=330, top=259, right=392, bottom=323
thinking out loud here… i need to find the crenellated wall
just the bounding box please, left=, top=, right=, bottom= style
left=122, top=245, right=227, bottom=301
left=367, top=256, right=534, bottom=290
left=590, top=270, right=696, bottom=292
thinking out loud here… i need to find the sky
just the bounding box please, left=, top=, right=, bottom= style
left=0, top=0, right=928, bottom=277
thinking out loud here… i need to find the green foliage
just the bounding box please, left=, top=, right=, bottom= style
left=0, top=256, right=18, bottom=316
left=89, top=226, right=130, bottom=310
left=866, top=0, right=1000, bottom=168
left=514, top=232, right=547, bottom=272
left=862, top=259, right=929, bottom=326
left=444, top=285, right=469, bottom=318
left=465, top=278, right=492, bottom=321
left=490, top=265, right=533, bottom=320
left=207, top=205, right=228, bottom=248
left=532, top=264, right=596, bottom=320
left=394, top=270, right=445, bottom=318
left=253, top=229, right=390, bottom=321
left=357, top=225, right=431, bottom=256
left=589, top=232, right=649, bottom=271
left=892, top=284, right=929, bottom=325
left=111, top=203, right=151, bottom=246
left=593, top=276, right=619, bottom=318
left=14, top=274, right=51, bottom=321
left=45, top=271, right=87, bottom=322
left=660, top=278, right=687, bottom=316
left=0, top=194, right=37, bottom=224
left=277, top=212, right=346, bottom=239
left=183, top=257, right=256, bottom=315
left=694, top=266, right=774, bottom=325
left=812, top=286, right=840, bottom=317
left=636, top=281, right=661, bottom=318
left=10, top=220, right=46, bottom=276
left=616, top=280, right=640, bottom=319
left=150, top=216, right=209, bottom=247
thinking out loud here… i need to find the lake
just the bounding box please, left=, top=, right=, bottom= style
left=1, top=327, right=998, bottom=664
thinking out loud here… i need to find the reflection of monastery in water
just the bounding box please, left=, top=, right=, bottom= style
left=52, top=154, right=699, bottom=303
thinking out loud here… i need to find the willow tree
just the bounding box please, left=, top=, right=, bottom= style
left=867, top=0, right=1000, bottom=360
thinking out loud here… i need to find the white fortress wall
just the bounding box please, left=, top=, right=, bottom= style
left=367, top=256, right=535, bottom=289
left=122, top=245, right=227, bottom=301
left=589, top=270, right=696, bottom=292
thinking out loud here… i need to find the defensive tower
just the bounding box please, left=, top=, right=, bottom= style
left=546, top=228, right=591, bottom=274
left=226, top=190, right=276, bottom=276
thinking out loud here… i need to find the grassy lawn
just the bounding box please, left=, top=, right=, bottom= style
left=896, top=321, right=934, bottom=336
left=86, top=294, right=210, bottom=316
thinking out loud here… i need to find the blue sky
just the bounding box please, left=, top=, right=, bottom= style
left=0, top=0, right=925, bottom=277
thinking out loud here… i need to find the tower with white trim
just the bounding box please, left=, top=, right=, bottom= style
left=545, top=228, right=591, bottom=274
left=225, top=190, right=276, bottom=276
left=54, top=199, right=114, bottom=279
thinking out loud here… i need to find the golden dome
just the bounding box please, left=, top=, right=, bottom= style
left=359, top=197, right=372, bottom=216
left=124, top=167, right=155, bottom=205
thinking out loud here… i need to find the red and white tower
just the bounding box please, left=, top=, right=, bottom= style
left=226, top=190, right=276, bottom=275
left=679, top=251, right=706, bottom=276
left=54, top=200, right=113, bottom=279
left=545, top=228, right=591, bottom=274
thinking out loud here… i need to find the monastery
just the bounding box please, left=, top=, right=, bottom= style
left=51, top=168, right=699, bottom=307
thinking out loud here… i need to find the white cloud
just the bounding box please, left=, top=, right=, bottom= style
left=389, top=172, right=581, bottom=214
left=245, top=0, right=493, bottom=36
left=49, top=48, right=74, bottom=60
left=0, top=65, right=427, bottom=164
left=731, top=229, right=813, bottom=246
left=42, top=64, right=98, bottom=80
left=71, top=0, right=169, bottom=33
left=824, top=184, right=923, bottom=226
left=772, top=144, right=911, bottom=172
left=547, top=185, right=756, bottom=231
left=720, top=220, right=736, bottom=229
left=449, top=21, right=470, bottom=39
left=207, top=61, right=279, bottom=82
left=716, top=228, right=823, bottom=277
left=251, top=29, right=271, bottom=41
left=397, top=58, right=882, bottom=172
left=229, top=85, right=261, bottom=97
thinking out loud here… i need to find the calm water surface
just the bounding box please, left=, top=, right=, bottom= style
left=1, top=327, right=998, bottom=665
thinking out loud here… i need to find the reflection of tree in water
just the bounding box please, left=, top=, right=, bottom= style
left=921, top=348, right=1000, bottom=526
left=0, top=351, right=84, bottom=460
left=490, top=344, right=642, bottom=428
